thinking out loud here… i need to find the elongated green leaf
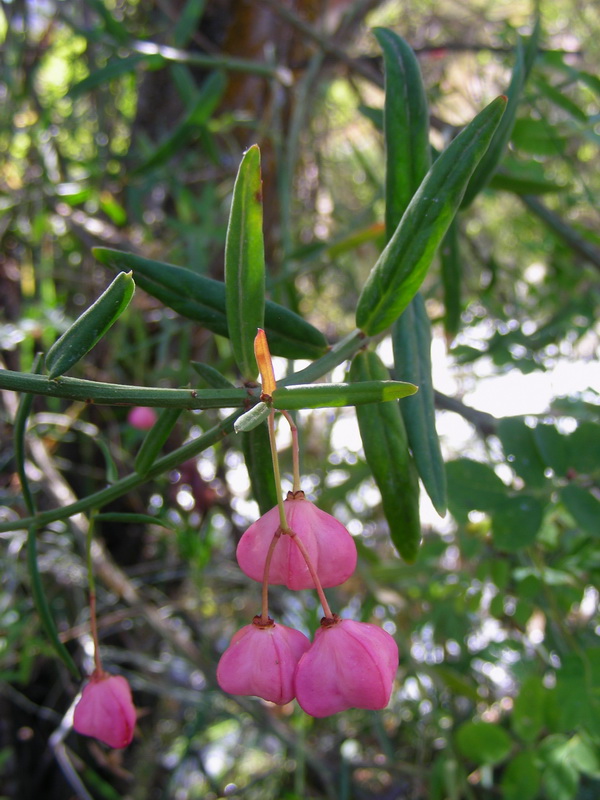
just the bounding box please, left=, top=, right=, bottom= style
left=241, top=422, right=278, bottom=515
left=462, top=19, right=540, bottom=207
left=440, top=219, right=462, bottom=338
left=349, top=351, right=421, bottom=562
left=135, top=407, right=182, bottom=476
left=234, top=401, right=271, bottom=433
left=272, top=379, right=417, bottom=410
left=489, top=170, right=567, bottom=195
left=94, top=247, right=328, bottom=359
left=393, top=293, right=447, bottom=515
left=173, top=0, right=206, bottom=48
left=191, top=361, right=235, bottom=388
left=374, top=28, right=431, bottom=238
left=69, top=54, right=164, bottom=97
left=134, top=71, right=227, bottom=174
left=46, top=271, right=135, bottom=379
left=225, top=144, right=266, bottom=379
left=356, top=96, right=507, bottom=335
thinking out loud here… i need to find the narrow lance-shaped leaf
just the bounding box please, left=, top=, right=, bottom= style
left=349, top=351, right=421, bottom=562
left=356, top=95, right=507, bottom=335
left=46, top=271, right=135, bottom=379
left=374, top=27, right=431, bottom=240
left=191, top=361, right=235, bottom=389
left=393, top=294, right=447, bottom=515
left=134, top=71, right=227, bottom=175
left=378, top=28, right=446, bottom=515
left=461, top=17, right=541, bottom=208
left=135, top=407, right=183, bottom=476
left=94, top=247, right=328, bottom=359
left=225, top=144, right=266, bottom=379
left=271, top=380, right=417, bottom=409
left=440, top=218, right=462, bottom=339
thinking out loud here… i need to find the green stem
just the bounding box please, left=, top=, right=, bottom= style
left=0, top=411, right=241, bottom=533
left=267, top=411, right=288, bottom=530
left=287, top=531, right=334, bottom=620
left=0, top=369, right=249, bottom=408
left=86, top=512, right=102, bottom=674
left=280, top=410, right=301, bottom=493
left=261, top=531, right=282, bottom=623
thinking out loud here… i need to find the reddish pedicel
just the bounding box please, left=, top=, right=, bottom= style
left=294, top=617, right=399, bottom=717
left=127, top=406, right=157, bottom=430
left=236, top=492, right=357, bottom=590
left=73, top=672, right=136, bottom=748
left=217, top=617, right=311, bottom=705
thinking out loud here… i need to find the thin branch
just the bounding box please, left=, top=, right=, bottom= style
left=434, top=390, right=497, bottom=437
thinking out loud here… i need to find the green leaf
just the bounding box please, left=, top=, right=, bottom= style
left=533, top=423, right=570, bottom=476
left=489, top=169, right=567, bottom=195
left=393, top=293, right=446, bottom=515
left=271, top=379, right=417, bottom=410
left=349, top=351, right=421, bottom=562
left=498, top=417, right=547, bottom=488
left=374, top=28, right=431, bottom=237
left=492, top=494, right=544, bottom=552
left=512, top=676, right=546, bottom=742
left=561, top=485, right=600, bottom=537
left=191, top=361, right=235, bottom=389
left=446, top=458, right=507, bottom=520
left=46, top=271, right=135, bottom=379
left=94, top=247, right=328, bottom=360
left=511, top=117, right=568, bottom=155
left=462, top=19, right=540, bottom=207
left=455, top=721, right=512, bottom=765
left=535, top=75, right=588, bottom=122
left=440, top=219, right=462, bottom=338
left=501, top=752, right=542, bottom=800
left=225, top=144, right=266, bottom=379
left=241, top=422, right=278, bottom=515
left=94, top=512, right=176, bottom=529
left=69, top=54, right=165, bottom=97
left=135, top=407, right=183, bottom=476
left=234, top=402, right=271, bottom=433
left=356, top=96, right=506, bottom=335
left=173, top=0, right=206, bottom=48
left=569, top=421, right=600, bottom=475
left=134, top=71, right=227, bottom=174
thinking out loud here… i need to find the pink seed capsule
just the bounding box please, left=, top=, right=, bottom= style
left=127, top=406, right=157, bottom=430
left=236, top=491, right=357, bottom=590
left=73, top=672, right=136, bottom=748
left=217, top=617, right=311, bottom=705
left=294, top=617, right=399, bottom=717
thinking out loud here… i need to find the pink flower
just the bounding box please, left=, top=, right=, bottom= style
left=127, top=406, right=157, bottom=430
left=294, top=617, right=399, bottom=717
left=73, top=672, right=136, bottom=748
left=236, top=491, right=357, bottom=590
left=217, top=617, right=311, bottom=705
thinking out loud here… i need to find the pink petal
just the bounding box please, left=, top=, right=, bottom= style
left=294, top=619, right=399, bottom=717
left=217, top=619, right=311, bottom=705
left=73, top=673, right=136, bottom=748
left=236, top=494, right=357, bottom=590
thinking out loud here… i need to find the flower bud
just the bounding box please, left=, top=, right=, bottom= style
left=73, top=672, right=136, bottom=748
left=236, top=491, right=357, bottom=590
left=294, top=617, right=399, bottom=717
left=217, top=617, right=311, bottom=705
left=127, top=406, right=157, bottom=430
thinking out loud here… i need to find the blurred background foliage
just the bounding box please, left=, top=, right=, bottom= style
left=1, top=0, right=599, bottom=798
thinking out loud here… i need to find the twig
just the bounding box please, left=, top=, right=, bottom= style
left=434, top=390, right=497, bottom=437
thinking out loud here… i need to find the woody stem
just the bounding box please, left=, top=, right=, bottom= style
left=288, top=531, right=334, bottom=620
left=261, top=530, right=282, bottom=623
left=280, top=409, right=301, bottom=493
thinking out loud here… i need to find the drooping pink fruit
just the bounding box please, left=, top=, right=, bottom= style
left=73, top=671, right=136, bottom=748
left=217, top=616, right=311, bottom=705
left=127, top=406, right=157, bottom=430
left=236, top=491, right=357, bottom=590
left=294, top=616, right=399, bottom=717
